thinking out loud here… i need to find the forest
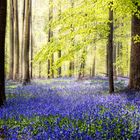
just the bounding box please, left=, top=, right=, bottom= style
left=0, top=0, right=140, bottom=139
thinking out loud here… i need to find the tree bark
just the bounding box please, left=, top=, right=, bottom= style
left=78, top=49, right=86, bottom=80
left=69, top=0, right=75, bottom=77
left=30, top=0, right=33, bottom=79
left=48, top=59, right=51, bottom=78
left=129, top=4, right=140, bottom=89
left=92, top=45, right=96, bottom=77
left=113, top=43, right=117, bottom=80
left=57, top=3, right=62, bottom=77
left=9, top=0, right=14, bottom=80
left=108, top=2, right=114, bottom=93
left=39, top=62, right=41, bottom=78
left=58, top=50, right=62, bottom=77
left=47, top=0, right=54, bottom=79
left=51, top=54, right=54, bottom=78
left=20, top=0, right=25, bottom=81
left=69, top=61, right=74, bottom=77
left=0, top=0, right=7, bottom=106
left=106, top=44, right=109, bottom=77
left=22, top=0, right=31, bottom=85
left=13, top=0, right=20, bottom=81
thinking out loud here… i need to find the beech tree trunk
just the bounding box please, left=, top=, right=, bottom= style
left=39, top=62, right=41, bottom=78
left=78, top=49, right=86, bottom=80
left=51, top=54, right=54, bottom=78
left=20, top=0, right=25, bottom=81
left=106, top=44, right=109, bottom=77
left=117, top=42, right=122, bottom=76
left=48, top=0, right=54, bottom=79
left=30, top=0, right=33, bottom=79
left=129, top=4, right=140, bottom=89
left=22, top=0, right=31, bottom=85
left=92, top=45, right=96, bottom=77
left=0, top=0, right=7, bottom=106
left=58, top=50, right=62, bottom=77
left=13, top=0, right=20, bottom=80
left=69, top=61, right=74, bottom=77
left=57, top=3, right=62, bottom=77
left=48, top=59, right=51, bottom=78
left=69, top=0, right=75, bottom=77
left=9, top=0, right=14, bottom=80
left=108, top=3, right=114, bottom=93
left=113, top=43, right=117, bottom=79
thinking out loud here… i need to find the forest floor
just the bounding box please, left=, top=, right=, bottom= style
left=0, top=77, right=140, bottom=139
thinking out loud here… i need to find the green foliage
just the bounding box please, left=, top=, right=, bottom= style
left=33, top=0, right=140, bottom=77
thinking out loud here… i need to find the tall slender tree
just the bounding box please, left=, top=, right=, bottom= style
left=48, top=0, right=54, bottom=79
left=20, top=0, right=25, bottom=81
left=13, top=0, right=20, bottom=80
left=92, top=45, right=96, bottom=77
left=108, top=2, right=114, bottom=93
left=69, top=0, right=75, bottom=77
left=78, top=49, right=86, bottom=80
left=30, top=0, right=34, bottom=79
left=106, top=44, right=109, bottom=77
left=129, top=2, right=140, bottom=89
left=57, top=2, right=62, bottom=77
left=22, top=0, right=31, bottom=85
left=0, top=0, right=7, bottom=106
left=113, top=43, right=117, bottom=79
left=58, top=50, right=62, bottom=77
left=9, top=0, right=14, bottom=80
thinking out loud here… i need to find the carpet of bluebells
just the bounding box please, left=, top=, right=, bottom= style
left=0, top=77, right=140, bottom=139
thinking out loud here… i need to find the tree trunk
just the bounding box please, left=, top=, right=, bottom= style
left=51, top=54, right=54, bottom=78
left=48, top=59, right=51, bottom=78
left=13, top=0, right=20, bottom=81
left=0, top=0, right=7, bottom=106
left=20, top=0, right=25, bottom=81
left=57, top=3, right=62, bottom=77
left=47, top=0, right=54, bottom=79
left=9, top=0, right=14, bottom=80
left=78, top=49, right=86, bottom=80
left=106, top=44, right=109, bottom=77
left=117, top=42, right=123, bottom=76
left=39, top=62, right=41, bottom=78
left=58, top=50, right=62, bottom=77
left=92, top=45, right=96, bottom=77
left=108, top=2, right=114, bottom=93
left=69, top=61, right=74, bottom=77
left=30, top=0, right=33, bottom=79
left=69, top=0, right=75, bottom=78
left=129, top=4, right=140, bottom=89
left=113, top=43, right=117, bottom=80
left=22, top=0, right=31, bottom=85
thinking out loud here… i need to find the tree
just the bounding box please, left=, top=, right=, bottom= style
left=39, top=62, right=41, bottom=78
left=13, top=0, right=20, bottom=80
left=48, top=0, right=54, bottom=79
left=78, top=49, right=86, bottom=80
left=58, top=50, right=62, bottom=77
left=69, top=0, right=75, bottom=77
left=9, top=0, right=14, bottom=80
left=129, top=2, right=140, bottom=89
left=22, top=0, right=31, bottom=85
left=30, top=0, right=33, bottom=79
left=20, top=0, right=25, bottom=81
left=92, top=45, right=96, bottom=77
left=108, top=2, right=114, bottom=93
left=57, top=2, right=62, bottom=77
left=0, top=0, right=7, bottom=106
left=113, top=43, right=117, bottom=79
left=106, top=44, right=109, bottom=77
